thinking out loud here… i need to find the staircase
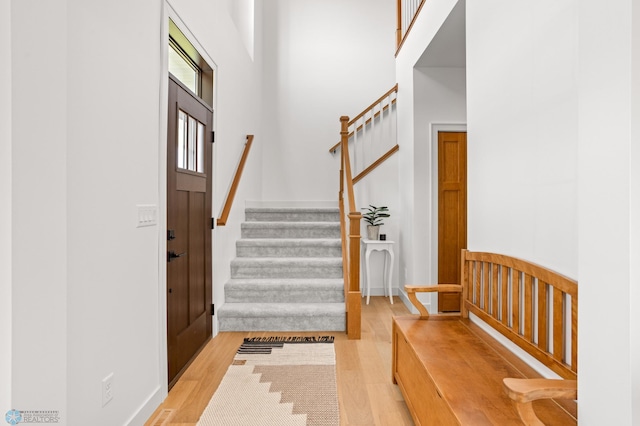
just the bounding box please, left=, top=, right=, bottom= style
left=217, top=207, right=346, bottom=332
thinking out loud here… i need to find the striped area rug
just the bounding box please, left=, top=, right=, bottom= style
left=197, top=336, right=339, bottom=426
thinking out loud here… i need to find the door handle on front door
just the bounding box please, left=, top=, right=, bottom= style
left=167, top=251, right=187, bottom=262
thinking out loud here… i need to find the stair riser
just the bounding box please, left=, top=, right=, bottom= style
left=220, top=206, right=345, bottom=333
left=241, top=222, right=340, bottom=238
left=231, top=264, right=342, bottom=279
left=237, top=244, right=342, bottom=258
left=218, top=315, right=346, bottom=332
left=226, top=288, right=344, bottom=303
left=246, top=211, right=340, bottom=222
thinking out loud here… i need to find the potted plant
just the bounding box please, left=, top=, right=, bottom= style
left=361, top=205, right=390, bottom=240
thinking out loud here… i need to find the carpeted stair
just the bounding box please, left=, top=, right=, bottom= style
left=217, top=207, right=346, bottom=332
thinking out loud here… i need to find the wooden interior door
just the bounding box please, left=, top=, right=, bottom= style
left=438, top=131, right=467, bottom=312
left=167, top=76, right=213, bottom=387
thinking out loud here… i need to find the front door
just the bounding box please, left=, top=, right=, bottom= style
left=437, top=131, right=467, bottom=312
left=167, top=76, right=213, bottom=387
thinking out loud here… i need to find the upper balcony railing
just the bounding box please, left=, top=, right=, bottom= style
left=396, top=0, right=426, bottom=54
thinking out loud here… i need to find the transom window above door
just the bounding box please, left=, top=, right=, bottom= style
left=168, top=19, right=214, bottom=106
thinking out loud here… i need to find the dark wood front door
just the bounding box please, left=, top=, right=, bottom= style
left=167, top=76, right=213, bottom=387
left=437, top=131, right=467, bottom=312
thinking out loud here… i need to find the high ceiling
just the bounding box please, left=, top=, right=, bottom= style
left=415, top=1, right=466, bottom=68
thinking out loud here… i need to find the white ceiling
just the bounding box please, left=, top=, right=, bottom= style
left=415, top=0, right=466, bottom=68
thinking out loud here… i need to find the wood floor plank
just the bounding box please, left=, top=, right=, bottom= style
left=145, top=296, right=413, bottom=426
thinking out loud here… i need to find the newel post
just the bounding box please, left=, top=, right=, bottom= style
left=347, top=211, right=362, bottom=339
left=340, top=115, right=362, bottom=339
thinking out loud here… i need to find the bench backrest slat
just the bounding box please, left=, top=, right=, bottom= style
left=553, top=287, right=565, bottom=363
left=501, top=266, right=509, bottom=327
left=524, top=274, right=534, bottom=341
left=538, top=280, right=549, bottom=351
left=461, top=250, right=578, bottom=380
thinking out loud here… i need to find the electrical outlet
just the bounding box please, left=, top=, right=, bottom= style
left=102, top=373, right=114, bottom=406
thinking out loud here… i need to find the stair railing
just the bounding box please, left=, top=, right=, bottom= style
left=335, top=85, right=399, bottom=340
left=339, top=116, right=362, bottom=340
left=396, top=0, right=426, bottom=53
left=217, top=134, right=254, bottom=226
left=330, top=84, right=399, bottom=183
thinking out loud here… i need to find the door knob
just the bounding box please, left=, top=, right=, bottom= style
left=167, top=251, right=187, bottom=262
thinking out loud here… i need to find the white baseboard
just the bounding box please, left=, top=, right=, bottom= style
left=126, top=385, right=164, bottom=426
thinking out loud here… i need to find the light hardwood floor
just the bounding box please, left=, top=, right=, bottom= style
left=145, top=296, right=414, bottom=426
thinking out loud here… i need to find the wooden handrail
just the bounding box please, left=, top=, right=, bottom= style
left=349, top=84, right=398, bottom=127
left=328, top=98, right=397, bottom=154
left=217, top=134, right=254, bottom=226
left=353, top=144, right=399, bottom=184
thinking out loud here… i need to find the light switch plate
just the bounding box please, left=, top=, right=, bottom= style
left=137, top=204, right=157, bottom=227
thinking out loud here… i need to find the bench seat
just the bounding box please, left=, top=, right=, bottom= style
left=393, top=315, right=576, bottom=425
left=392, top=250, right=578, bottom=425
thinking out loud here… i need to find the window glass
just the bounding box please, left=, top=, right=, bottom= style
left=177, top=110, right=187, bottom=169
left=197, top=122, right=205, bottom=173
left=188, top=116, right=197, bottom=171
left=168, top=42, right=199, bottom=94
left=176, top=110, right=205, bottom=174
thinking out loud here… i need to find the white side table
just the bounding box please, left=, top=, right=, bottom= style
left=361, top=239, right=395, bottom=305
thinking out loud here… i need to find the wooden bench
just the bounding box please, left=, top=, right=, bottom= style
left=392, top=250, right=578, bottom=425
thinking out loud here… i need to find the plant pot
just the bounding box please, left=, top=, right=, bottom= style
left=367, top=225, right=380, bottom=240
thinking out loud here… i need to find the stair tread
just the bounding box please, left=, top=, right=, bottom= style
left=231, top=257, right=342, bottom=263
left=242, top=222, right=340, bottom=226
left=237, top=238, right=341, bottom=245
left=227, top=278, right=343, bottom=284
left=245, top=207, right=339, bottom=213
left=218, top=302, right=345, bottom=317
left=220, top=206, right=347, bottom=332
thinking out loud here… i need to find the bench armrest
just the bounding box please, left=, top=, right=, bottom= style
left=503, top=378, right=577, bottom=425
left=405, top=284, right=462, bottom=319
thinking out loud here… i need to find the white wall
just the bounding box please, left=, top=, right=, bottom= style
left=64, top=0, right=163, bottom=424
left=261, top=0, right=396, bottom=202
left=355, top=151, right=400, bottom=296
left=578, top=1, right=637, bottom=423
left=11, top=0, right=69, bottom=422
left=395, top=0, right=459, bottom=302
left=7, top=0, right=265, bottom=424
left=414, top=66, right=466, bottom=309
left=229, top=0, right=255, bottom=60
left=466, top=0, right=578, bottom=276
left=0, top=0, right=11, bottom=413
left=632, top=0, right=640, bottom=418
left=464, top=0, right=639, bottom=423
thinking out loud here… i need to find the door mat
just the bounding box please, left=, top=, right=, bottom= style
left=196, top=336, right=339, bottom=426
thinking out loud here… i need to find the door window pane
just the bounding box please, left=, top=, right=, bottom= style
left=177, top=109, right=205, bottom=173
left=197, top=122, right=205, bottom=173
left=177, top=110, right=187, bottom=169
left=188, top=116, right=197, bottom=170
